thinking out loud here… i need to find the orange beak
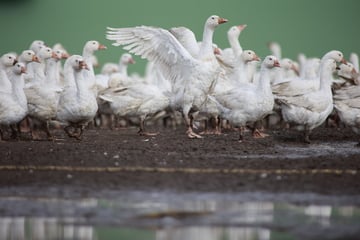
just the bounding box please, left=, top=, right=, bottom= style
left=218, top=17, right=228, bottom=24
left=213, top=47, right=221, bottom=55
left=62, top=53, right=70, bottom=59
left=238, top=24, right=247, bottom=31
left=98, top=44, right=107, bottom=50
left=273, top=60, right=281, bottom=67
left=51, top=52, right=59, bottom=59
left=341, top=58, right=347, bottom=64
left=129, top=58, right=136, bottom=64
left=32, top=55, right=40, bottom=63
left=21, top=66, right=27, bottom=74
left=79, top=61, right=89, bottom=70
left=253, top=54, right=261, bottom=61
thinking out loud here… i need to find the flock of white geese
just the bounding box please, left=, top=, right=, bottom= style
left=1, top=15, right=360, bottom=143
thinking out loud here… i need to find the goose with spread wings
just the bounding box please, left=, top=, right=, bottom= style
left=106, top=15, right=228, bottom=138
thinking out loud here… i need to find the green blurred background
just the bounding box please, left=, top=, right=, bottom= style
left=1, top=0, right=359, bottom=74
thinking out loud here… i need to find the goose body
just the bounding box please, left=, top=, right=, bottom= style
left=56, top=55, right=98, bottom=139
left=277, top=55, right=341, bottom=143
left=106, top=15, right=228, bottom=138
left=0, top=63, right=27, bottom=140
left=211, top=55, right=280, bottom=141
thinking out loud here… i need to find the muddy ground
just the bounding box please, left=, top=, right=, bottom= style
left=0, top=123, right=360, bottom=200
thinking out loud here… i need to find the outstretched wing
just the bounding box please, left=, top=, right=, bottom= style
left=106, top=26, right=198, bottom=86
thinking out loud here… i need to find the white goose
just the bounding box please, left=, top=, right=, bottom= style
left=29, top=40, right=46, bottom=54
left=215, top=50, right=261, bottom=93
left=333, top=63, right=360, bottom=100
left=18, top=50, right=40, bottom=65
left=334, top=98, right=360, bottom=145
left=56, top=55, right=97, bottom=140
left=99, top=82, right=170, bottom=135
left=81, top=40, right=107, bottom=96
left=0, top=53, right=18, bottom=94
left=106, top=53, right=136, bottom=88
left=106, top=15, right=228, bottom=138
left=272, top=50, right=346, bottom=97
left=0, top=63, right=27, bottom=140
left=332, top=62, right=358, bottom=89
left=24, top=47, right=60, bottom=140
left=221, top=24, right=247, bottom=64
left=210, top=55, right=280, bottom=141
left=276, top=57, right=339, bottom=143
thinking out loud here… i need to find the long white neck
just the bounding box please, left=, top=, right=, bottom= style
left=228, top=34, right=242, bottom=58
left=46, top=58, right=61, bottom=86
left=118, top=62, right=128, bottom=76
left=318, top=61, right=333, bottom=94
left=0, top=69, right=12, bottom=93
left=350, top=53, right=359, bottom=72
left=198, top=25, right=215, bottom=60
left=232, top=58, right=248, bottom=84
left=31, top=60, right=46, bottom=84
left=82, top=49, right=96, bottom=86
left=63, top=63, right=76, bottom=88
left=257, top=65, right=273, bottom=94
left=82, top=48, right=95, bottom=72
left=9, top=72, right=27, bottom=109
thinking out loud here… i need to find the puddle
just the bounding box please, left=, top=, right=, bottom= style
left=0, top=190, right=359, bottom=239
left=215, top=141, right=360, bottom=160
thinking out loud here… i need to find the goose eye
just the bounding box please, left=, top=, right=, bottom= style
left=269, top=57, right=273, bottom=61
left=93, top=42, right=96, bottom=45
left=211, top=17, right=215, bottom=20
left=248, top=52, right=251, bottom=55
left=27, top=52, right=31, bottom=55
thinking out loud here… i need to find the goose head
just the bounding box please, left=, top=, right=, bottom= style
left=29, top=40, right=46, bottom=53
left=12, top=62, right=26, bottom=75
left=37, top=46, right=57, bottom=61
left=19, top=50, right=40, bottom=63
left=241, top=50, right=260, bottom=63
left=120, top=53, right=135, bottom=65
left=262, top=55, right=280, bottom=69
left=227, top=24, right=247, bottom=39
left=1, top=53, right=18, bottom=67
left=323, top=50, right=347, bottom=64
left=53, top=43, right=70, bottom=59
left=325, top=59, right=338, bottom=73
left=53, top=49, right=67, bottom=61
left=66, top=55, right=89, bottom=71
left=206, top=15, right=228, bottom=29
left=83, top=40, right=107, bottom=54
left=337, top=62, right=357, bottom=78
left=280, top=58, right=299, bottom=74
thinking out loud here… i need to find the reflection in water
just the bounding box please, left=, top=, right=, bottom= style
left=0, top=193, right=358, bottom=240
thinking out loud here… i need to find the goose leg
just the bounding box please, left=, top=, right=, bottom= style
left=214, top=116, right=222, bottom=135
left=138, top=116, right=159, bottom=136
left=183, top=108, right=203, bottom=139
left=304, top=125, right=311, bottom=144
left=251, top=121, right=269, bottom=138
left=238, top=126, right=245, bottom=142
left=185, top=115, right=203, bottom=139
left=40, top=121, right=53, bottom=141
